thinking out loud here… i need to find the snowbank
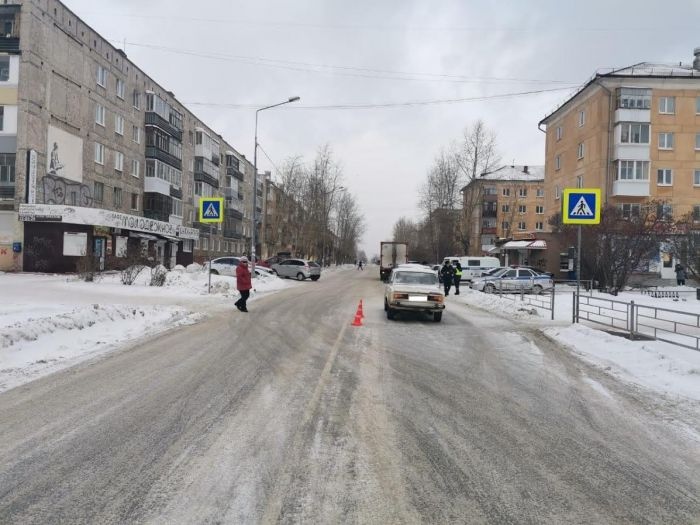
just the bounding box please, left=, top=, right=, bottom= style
left=452, top=288, right=542, bottom=320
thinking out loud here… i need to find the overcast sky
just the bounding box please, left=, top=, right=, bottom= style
left=65, top=0, right=700, bottom=258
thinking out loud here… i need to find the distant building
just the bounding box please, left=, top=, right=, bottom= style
left=539, top=49, right=700, bottom=279
left=0, top=0, right=254, bottom=272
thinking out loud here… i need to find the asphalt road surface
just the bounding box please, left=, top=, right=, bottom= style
left=1, top=269, right=699, bottom=524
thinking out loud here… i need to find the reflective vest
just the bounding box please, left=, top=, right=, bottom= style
left=454, top=267, right=463, bottom=278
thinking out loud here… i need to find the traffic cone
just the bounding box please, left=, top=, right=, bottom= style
left=358, top=300, right=364, bottom=318
left=351, top=305, right=363, bottom=326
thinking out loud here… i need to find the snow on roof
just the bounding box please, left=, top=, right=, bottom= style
left=603, top=62, right=700, bottom=78
left=478, top=165, right=544, bottom=182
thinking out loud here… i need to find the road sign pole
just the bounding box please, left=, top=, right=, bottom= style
left=576, top=225, right=581, bottom=322
left=208, top=223, right=212, bottom=294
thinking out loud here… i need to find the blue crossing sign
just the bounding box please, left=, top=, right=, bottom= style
left=199, top=197, right=224, bottom=223
left=562, top=188, right=601, bottom=225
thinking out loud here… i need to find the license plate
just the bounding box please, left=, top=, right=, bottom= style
left=408, top=295, right=425, bottom=302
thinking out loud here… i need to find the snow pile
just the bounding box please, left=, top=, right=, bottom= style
left=545, top=324, right=700, bottom=401
left=453, top=289, right=541, bottom=319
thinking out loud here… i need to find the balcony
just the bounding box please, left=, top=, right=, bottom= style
left=227, top=166, right=244, bottom=181
left=145, top=112, right=183, bottom=141
left=614, top=144, right=650, bottom=161
left=169, top=186, right=183, bottom=199
left=0, top=37, right=19, bottom=54
left=145, top=145, right=182, bottom=170
left=482, top=227, right=497, bottom=234
left=482, top=194, right=498, bottom=202
left=224, top=228, right=243, bottom=239
left=614, top=108, right=650, bottom=124
left=193, top=170, right=219, bottom=189
left=612, top=179, right=650, bottom=197
left=482, top=208, right=497, bottom=218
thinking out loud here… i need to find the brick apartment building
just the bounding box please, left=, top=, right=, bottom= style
left=0, top=0, right=258, bottom=272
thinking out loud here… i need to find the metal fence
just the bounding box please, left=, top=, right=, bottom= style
left=639, top=288, right=698, bottom=300
left=500, top=283, right=556, bottom=320
left=575, top=293, right=700, bottom=351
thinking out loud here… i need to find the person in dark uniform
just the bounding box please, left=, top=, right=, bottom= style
left=453, top=261, right=463, bottom=295
left=440, top=260, right=454, bottom=296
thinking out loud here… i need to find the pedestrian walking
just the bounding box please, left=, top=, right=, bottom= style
left=234, top=256, right=252, bottom=312
left=675, top=263, right=687, bottom=286
left=358, top=260, right=364, bottom=271
left=453, top=261, right=463, bottom=295
left=440, top=260, right=454, bottom=296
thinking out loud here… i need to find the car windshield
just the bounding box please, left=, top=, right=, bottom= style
left=393, top=272, right=438, bottom=285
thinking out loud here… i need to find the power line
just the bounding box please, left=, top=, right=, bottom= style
left=108, top=40, right=574, bottom=85
left=256, top=144, right=282, bottom=176
left=183, top=86, right=577, bottom=111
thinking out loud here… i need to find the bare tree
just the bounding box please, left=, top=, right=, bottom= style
left=667, top=212, right=700, bottom=279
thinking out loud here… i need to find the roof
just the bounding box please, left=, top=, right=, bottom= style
left=540, top=60, right=700, bottom=126
left=394, top=264, right=435, bottom=273
left=478, top=165, right=544, bottom=182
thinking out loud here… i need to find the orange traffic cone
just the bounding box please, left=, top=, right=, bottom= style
left=358, top=300, right=364, bottom=318
left=351, top=305, right=363, bottom=326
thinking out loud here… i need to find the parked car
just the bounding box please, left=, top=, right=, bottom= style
left=480, top=266, right=508, bottom=277
left=384, top=266, right=445, bottom=322
left=470, top=267, right=553, bottom=294
left=254, top=266, right=275, bottom=277
left=509, top=265, right=553, bottom=277
left=441, top=256, right=501, bottom=281
left=204, top=256, right=241, bottom=276
left=271, top=258, right=321, bottom=281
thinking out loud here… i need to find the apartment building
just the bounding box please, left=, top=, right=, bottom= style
left=539, top=49, right=700, bottom=277
left=461, top=165, right=547, bottom=266
left=0, top=0, right=254, bottom=272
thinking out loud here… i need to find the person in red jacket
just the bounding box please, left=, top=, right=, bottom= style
left=234, top=256, right=252, bottom=312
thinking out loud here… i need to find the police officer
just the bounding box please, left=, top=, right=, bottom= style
left=440, top=260, right=454, bottom=296
left=453, top=261, right=463, bottom=295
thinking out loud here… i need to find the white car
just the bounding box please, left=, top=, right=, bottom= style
left=384, top=266, right=445, bottom=322
left=470, top=267, right=553, bottom=294
left=204, top=256, right=241, bottom=276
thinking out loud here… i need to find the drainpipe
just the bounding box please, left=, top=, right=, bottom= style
left=595, top=79, right=614, bottom=206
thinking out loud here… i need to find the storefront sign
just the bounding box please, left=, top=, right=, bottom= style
left=18, top=204, right=200, bottom=241
left=26, top=149, right=37, bottom=204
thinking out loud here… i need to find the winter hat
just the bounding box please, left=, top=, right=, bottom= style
left=240, top=256, right=248, bottom=262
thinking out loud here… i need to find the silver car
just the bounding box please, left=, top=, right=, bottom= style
left=205, top=256, right=241, bottom=276
left=271, top=259, right=321, bottom=281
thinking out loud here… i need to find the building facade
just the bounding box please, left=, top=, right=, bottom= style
left=0, top=0, right=255, bottom=272
left=539, top=50, right=700, bottom=278
left=461, top=165, right=547, bottom=266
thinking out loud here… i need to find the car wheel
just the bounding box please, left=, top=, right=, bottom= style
left=272, top=269, right=278, bottom=276
left=297, top=272, right=305, bottom=281
left=433, top=312, right=442, bottom=322
left=311, top=276, right=319, bottom=281
left=532, top=284, right=543, bottom=294
left=386, top=307, right=395, bottom=320
left=484, top=283, right=495, bottom=294
left=209, top=269, right=219, bottom=275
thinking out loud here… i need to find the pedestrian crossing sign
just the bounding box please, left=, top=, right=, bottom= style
left=199, top=197, right=224, bottom=223
left=562, top=188, right=601, bottom=225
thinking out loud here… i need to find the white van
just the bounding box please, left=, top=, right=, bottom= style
left=441, top=256, right=500, bottom=282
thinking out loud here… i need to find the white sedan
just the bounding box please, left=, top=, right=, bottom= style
left=384, top=266, right=445, bottom=322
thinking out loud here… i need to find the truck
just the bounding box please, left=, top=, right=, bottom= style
left=380, top=242, right=408, bottom=281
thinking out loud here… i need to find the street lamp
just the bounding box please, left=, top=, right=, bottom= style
left=251, top=96, right=300, bottom=271
left=320, top=185, right=344, bottom=267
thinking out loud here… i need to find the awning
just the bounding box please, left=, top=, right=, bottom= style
left=528, top=240, right=547, bottom=249
left=502, top=240, right=532, bottom=249
left=129, top=232, right=159, bottom=241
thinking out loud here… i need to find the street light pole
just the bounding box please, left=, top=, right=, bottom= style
left=251, top=96, right=300, bottom=273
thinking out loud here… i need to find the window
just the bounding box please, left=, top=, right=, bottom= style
left=0, top=106, right=3, bottom=131
left=115, top=115, right=124, bottom=135
left=0, top=56, right=9, bottom=82
left=657, top=168, right=672, bottom=185
left=576, top=175, right=583, bottom=188
left=114, top=151, right=124, bottom=172
left=97, top=65, right=107, bottom=87
left=619, top=123, right=650, bottom=144
left=502, top=187, right=510, bottom=197
left=132, top=90, right=141, bottom=109
left=536, top=188, right=544, bottom=198
left=132, top=125, right=141, bottom=144
left=518, top=221, right=526, bottom=230
left=577, top=142, right=584, bottom=159
left=195, top=181, right=202, bottom=196
left=171, top=197, right=183, bottom=217
left=555, top=155, right=561, bottom=171
left=116, top=78, right=125, bottom=99
left=659, top=96, right=675, bottom=114
left=132, top=159, right=140, bottom=178
left=518, top=205, right=526, bottom=214
left=535, top=221, right=544, bottom=231
left=555, top=186, right=560, bottom=199
left=502, top=204, right=510, bottom=213
left=483, top=186, right=497, bottom=195
left=556, top=126, right=562, bottom=141
left=113, top=187, right=122, bottom=208
left=578, top=110, right=585, bottom=127
left=518, top=188, right=527, bottom=197
left=695, top=170, right=700, bottom=186
left=501, top=221, right=510, bottom=230
left=696, top=134, right=700, bottom=150
left=130, top=192, right=138, bottom=211
left=658, top=132, right=674, bottom=150
left=94, top=143, right=104, bottom=165
left=617, top=160, right=649, bottom=181
left=694, top=205, right=700, bottom=222
left=95, top=104, right=105, bottom=126
left=619, top=203, right=640, bottom=219
left=0, top=153, right=15, bottom=186
left=617, top=88, right=651, bottom=109
left=536, top=205, right=544, bottom=214
left=656, top=203, right=673, bottom=220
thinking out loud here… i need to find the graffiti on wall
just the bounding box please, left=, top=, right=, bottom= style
left=42, top=174, right=93, bottom=207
